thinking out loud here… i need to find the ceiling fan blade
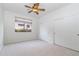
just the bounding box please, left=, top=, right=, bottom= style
left=32, top=3, right=39, bottom=9
left=28, top=10, right=32, bottom=13
left=35, top=12, right=39, bottom=15
left=39, top=9, right=45, bottom=11
left=34, top=3, right=39, bottom=6
left=24, top=5, right=31, bottom=8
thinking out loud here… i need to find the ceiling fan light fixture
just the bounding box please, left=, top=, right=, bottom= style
left=25, top=3, right=45, bottom=15
left=32, top=9, right=38, bottom=12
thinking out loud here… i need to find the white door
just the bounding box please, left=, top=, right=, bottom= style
left=54, top=14, right=79, bottom=51
left=0, top=4, right=3, bottom=51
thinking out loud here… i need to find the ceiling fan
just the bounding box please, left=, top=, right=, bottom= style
left=24, top=3, right=45, bottom=15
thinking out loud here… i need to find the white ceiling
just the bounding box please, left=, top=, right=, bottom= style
left=3, top=3, right=69, bottom=18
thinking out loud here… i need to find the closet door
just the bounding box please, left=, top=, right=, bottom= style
left=54, top=15, right=79, bottom=51
left=0, top=4, right=3, bottom=51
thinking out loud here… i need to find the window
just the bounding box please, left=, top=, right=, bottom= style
left=15, top=17, right=32, bottom=32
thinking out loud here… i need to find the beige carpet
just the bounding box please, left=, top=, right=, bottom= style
left=0, top=40, right=79, bottom=56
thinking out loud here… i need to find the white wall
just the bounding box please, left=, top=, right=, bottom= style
left=0, top=4, right=3, bottom=50
left=39, top=3, right=79, bottom=51
left=4, top=11, right=38, bottom=44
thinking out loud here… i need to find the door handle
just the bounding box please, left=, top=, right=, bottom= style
left=77, top=34, right=79, bottom=36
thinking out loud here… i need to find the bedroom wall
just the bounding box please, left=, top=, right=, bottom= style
left=38, top=4, right=69, bottom=44
left=39, top=3, right=79, bottom=51
left=4, top=11, right=38, bottom=45
left=0, top=4, right=4, bottom=50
